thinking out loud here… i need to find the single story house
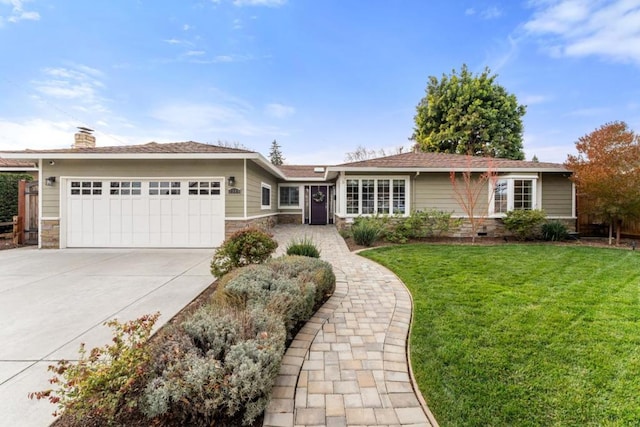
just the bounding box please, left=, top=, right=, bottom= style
left=0, top=129, right=575, bottom=248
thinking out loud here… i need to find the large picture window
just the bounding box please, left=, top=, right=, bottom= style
left=279, top=186, right=300, bottom=207
left=345, top=177, right=407, bottom=216
left=491, top=177, right=536, bottom=215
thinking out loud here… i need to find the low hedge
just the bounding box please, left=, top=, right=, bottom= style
left=141, top=256, right=336, bottom=426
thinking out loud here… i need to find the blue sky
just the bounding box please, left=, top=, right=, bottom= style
left=1, top=0, right=639, bottom=164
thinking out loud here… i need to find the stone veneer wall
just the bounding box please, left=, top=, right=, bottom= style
left=224, top=215, right=278, bottom=239
left=278, top=213, right=303, bottom=225
left=41, top=219, right=60, bottom=248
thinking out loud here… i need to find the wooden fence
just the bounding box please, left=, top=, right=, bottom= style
left=0, top=180, right=38, bottom=244
left=577, top=195, right=640, bottom=237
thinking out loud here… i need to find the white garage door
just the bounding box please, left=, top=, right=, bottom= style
left=65, top=178, right=224, bottom=248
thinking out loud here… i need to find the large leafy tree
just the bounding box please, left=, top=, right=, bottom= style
left=565, top=121, right=640, bottom=245
left=411, top=64, right=526, bottom=160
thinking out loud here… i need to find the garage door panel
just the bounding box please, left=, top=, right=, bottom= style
left=66, top=178, right=224, bottom=248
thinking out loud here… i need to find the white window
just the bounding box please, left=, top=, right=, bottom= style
left=490, top=177, right=537, bottom=215
left=344, top=177, right=407, bottom=216
left=261, top=183, right=272, bottom=209
left=279, top=186, right=300, bottom=207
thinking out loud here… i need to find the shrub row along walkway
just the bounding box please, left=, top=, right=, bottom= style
left=263, top=225, right=436, bottom=427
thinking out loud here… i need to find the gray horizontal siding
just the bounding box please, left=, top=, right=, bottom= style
left=542, top=173, right=573, bottom=217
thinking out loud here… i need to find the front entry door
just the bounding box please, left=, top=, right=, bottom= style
left=310, top=185, right=328, bottom=225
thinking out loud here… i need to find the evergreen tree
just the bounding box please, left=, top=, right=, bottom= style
left=268, top=140, right=285, bottom=165
left=411, top=64, right=526, bottom=160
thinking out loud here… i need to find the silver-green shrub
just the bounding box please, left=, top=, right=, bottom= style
left=268, top=256, right=336, bottom=308
left=224, top=264, right=316, bottom=336
left=141, top=256, right=335, bottom=426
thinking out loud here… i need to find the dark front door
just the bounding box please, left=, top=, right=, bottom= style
left=310, top=185, right=328, bottom=225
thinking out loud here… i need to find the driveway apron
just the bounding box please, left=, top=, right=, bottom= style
left=0, top=248, right=214, bottom=427
left=264, top=225, right=437, bottom=427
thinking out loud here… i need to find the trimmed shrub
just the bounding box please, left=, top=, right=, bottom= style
left=542, top=221, right=569, bottom=241
left=141, top=256, right=335, bottom=426
left=503, top=209, right=547, bottom=240
left=211, top=228, right=278, bottom=278
left=142, top=308, right=285, bottom=426
left=387, top=210, right=457, bottom=243
left=29, top=313, right=160, bottom=423
left=285, top=235, right=321, bottom=258
left=223, top=265, right=316, bottom=336
left=351, top=219, right=382, bottom=246
left=268, top=256, right=336, bottom=309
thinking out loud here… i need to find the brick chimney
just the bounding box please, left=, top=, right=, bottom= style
left=74, top=127, right=96, bottom=148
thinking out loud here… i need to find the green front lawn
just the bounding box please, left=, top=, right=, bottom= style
left=362, top=245, right=640, bottom=426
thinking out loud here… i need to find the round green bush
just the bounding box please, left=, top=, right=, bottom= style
left=210, top=228, right=278, bottom=278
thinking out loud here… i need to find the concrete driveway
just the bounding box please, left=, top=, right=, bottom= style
left=0, top=247, right=215, bottom=427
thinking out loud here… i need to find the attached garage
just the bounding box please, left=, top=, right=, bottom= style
left=63, top=178, right=225, bottom=248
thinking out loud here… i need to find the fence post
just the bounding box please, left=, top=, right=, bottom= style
left=17, top=180, right=26, bottom=244
left=13, top=215, right=24, bottom=245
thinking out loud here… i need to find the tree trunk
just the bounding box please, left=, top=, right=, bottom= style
left=608, top=221, right=613, bottom=245
left=616, top=219, right=622, bottom=246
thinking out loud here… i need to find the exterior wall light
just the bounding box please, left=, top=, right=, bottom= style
left=228, top=176, right=236, bottom=187
left=45, top=176, right=56, bottom=186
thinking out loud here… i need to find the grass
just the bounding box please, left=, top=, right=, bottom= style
left=361, top=244, right=640, bottom=427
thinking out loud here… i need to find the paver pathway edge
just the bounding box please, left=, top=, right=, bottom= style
left=263, top=225, right=438, bottom=427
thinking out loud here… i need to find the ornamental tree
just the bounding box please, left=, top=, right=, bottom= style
left=411, top=64, right=526, bottom=160
left=450, top=156, right=497, bottom=243
left=565, top=121, right=640, bottom=245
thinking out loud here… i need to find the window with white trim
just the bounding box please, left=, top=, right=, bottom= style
left=261, top=183, right=271, bottom=209
left=491, top=177, right=537, bottom=215
left=279, top=186, right=300, bottom=207
left=345, top=178, right=407, bottom=215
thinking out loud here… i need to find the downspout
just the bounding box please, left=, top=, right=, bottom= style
left=243, top=159, right=247, bottom=218
left=38, top=158, right=43, bottom=248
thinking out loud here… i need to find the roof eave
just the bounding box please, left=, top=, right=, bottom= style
left=327, top=166, right=570, bottom=173
left=0, top=151, right=288, bottom=179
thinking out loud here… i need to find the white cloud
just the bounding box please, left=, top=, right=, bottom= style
left=185, top=50, right=205, bottom=56
left=520, top=94, right=552, bottom=105
left=149, top=101, right=287, bottom=138
left=232, top=0, right=286, bottom=7
left=0, top=0, right=40, bottom=25
left=183, top=24, right=191, bottom=31
left=481, top=6, right=503, bottom=19
left=0, top=119, right=78, bottom=150
left=524, top=0, right=640, bottom=64
left=30, top=65, right=111, bottom=120
left=265, top=103, right=295, bottom=119
left=190, top=54, right=255, bottom=64
left=465, top=5, right=502, bottom=19
left=566, top=106, right=611, bottom=117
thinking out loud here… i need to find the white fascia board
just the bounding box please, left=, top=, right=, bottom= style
left=1, top=151, right=288, bottom=179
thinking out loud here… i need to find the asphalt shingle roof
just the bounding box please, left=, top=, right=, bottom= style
left=0, top=158, right=37, bottom=168
left=336, top=151, right=566, bottom=170
left=278, top=165, right=328, bottom=179
left=1, top=141, right=254, bottom=155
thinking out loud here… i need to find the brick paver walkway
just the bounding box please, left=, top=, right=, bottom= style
left=263, top=225, right=437, bottom=427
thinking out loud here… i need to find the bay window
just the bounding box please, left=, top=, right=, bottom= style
left=344, top=177, right=407, bottom=216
